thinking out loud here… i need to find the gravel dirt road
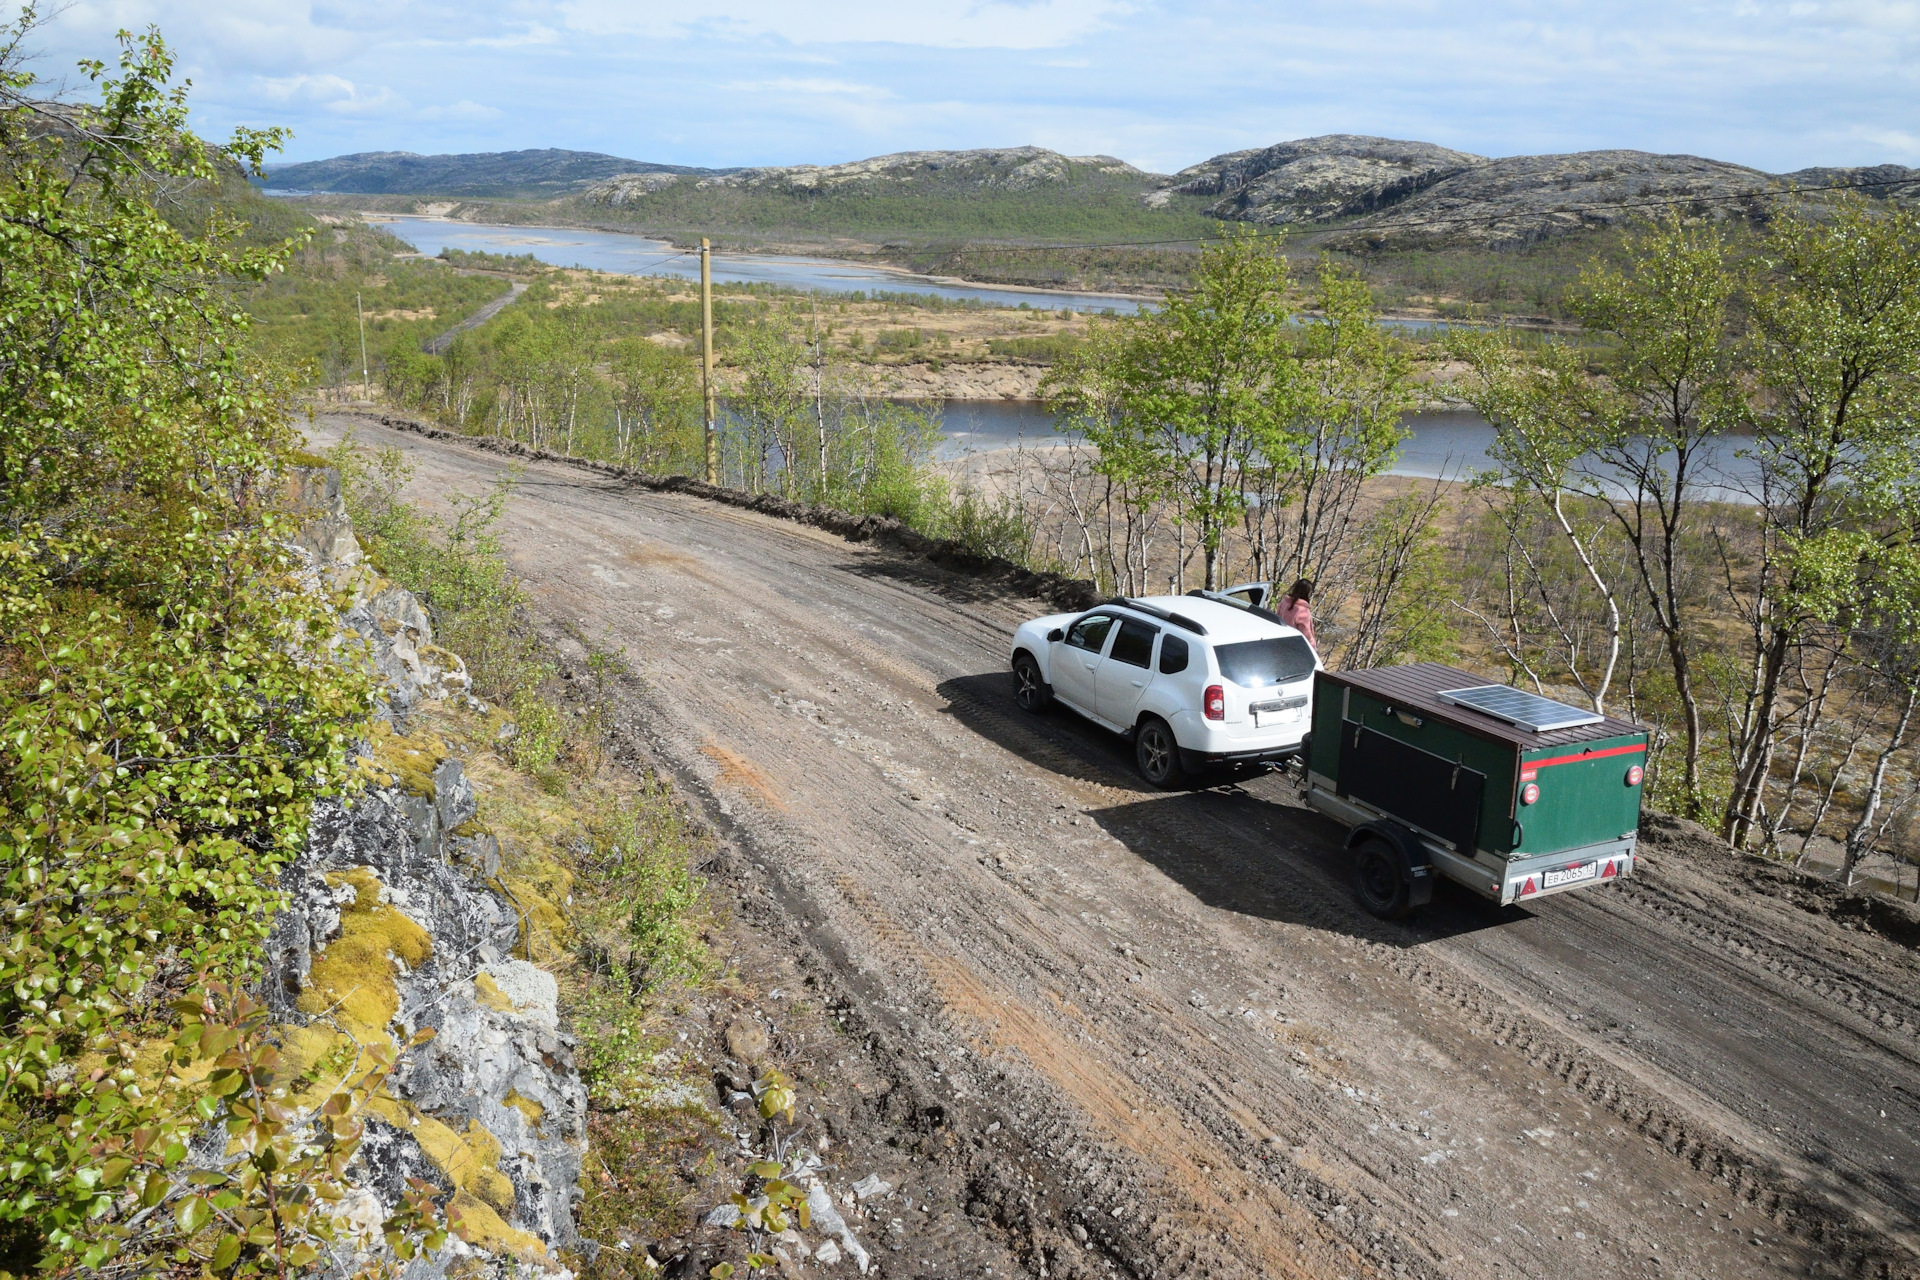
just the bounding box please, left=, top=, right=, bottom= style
left=310, top=413, right=1920, bottom=1280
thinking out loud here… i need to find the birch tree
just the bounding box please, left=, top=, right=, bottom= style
left=1725, top=201, right=1920, bottom=847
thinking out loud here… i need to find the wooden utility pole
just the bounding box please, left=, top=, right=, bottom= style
left=356, top=291, right=370, bottom=401
left=700, top=238, right=717, bottom=483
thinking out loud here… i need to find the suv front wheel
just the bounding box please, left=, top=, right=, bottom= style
left=1134, top=716, right=1185, bottom=788
left=1013, top=654, right=1052, bottom=712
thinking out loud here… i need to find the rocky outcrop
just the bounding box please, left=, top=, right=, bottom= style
left=1166, top=134, right=1486, bottom=224
left=270, top=469, right=585, bottom=1275
left=1777, top=163, right=1920, bottom=200
left=582, top=147, right=1153, bottom=206
left=344, top=582, right=473, bottom=719
left=282, top=465, right=363, bottom=568
left=1349, top=149, right=1780, bottom=246
left=1157, top=135, right=1917, bottom=246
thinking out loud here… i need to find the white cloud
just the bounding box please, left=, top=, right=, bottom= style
left=465, top=25, right=563, bottom=48
left=557, top=0, right=1133, bottom=49
left=254, top=73, right=405, bottom=116
left=419, top=99, right=503, bottom=120
left=725, top=78, right=894, bottom=98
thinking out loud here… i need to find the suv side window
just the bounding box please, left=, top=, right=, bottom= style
left=1065, top=614, right=1116, bottom=654
left=1158, top=634, right=1190, bottom=675
left=1109, top=618, right=1158, bottom=668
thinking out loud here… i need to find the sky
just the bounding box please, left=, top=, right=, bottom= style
left=24, top=1, right=1920, bottom=174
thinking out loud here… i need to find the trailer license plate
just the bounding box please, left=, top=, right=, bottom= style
left=1543, top=861, right=1598, bottom=889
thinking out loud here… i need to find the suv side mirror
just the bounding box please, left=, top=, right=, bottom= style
left=1047, top=628, right=1065, bottom=643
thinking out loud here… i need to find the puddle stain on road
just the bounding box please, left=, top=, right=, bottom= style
left=701, top=739, right=787, bottom=811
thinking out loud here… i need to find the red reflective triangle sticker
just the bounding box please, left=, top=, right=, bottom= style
left=1600, top=860, right=1618, bottom=878
left=1521, top=877, right=1537, bottom=896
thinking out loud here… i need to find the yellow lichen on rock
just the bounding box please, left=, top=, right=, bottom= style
left=357, top=718, right=449, bottom=795
left=473, top=971, right=517, bottom=1014
left=503, top=1087, right=546, bottom=1131
left=297, top=866, right=433, bottom=1046
left=502, top=859, right=574, bottom=963
left=276, top=1023, right=362, bottom=1109
left=449, top=1190, right=547, bottom=1258
left=367, top=1096, right=543, bottom=1256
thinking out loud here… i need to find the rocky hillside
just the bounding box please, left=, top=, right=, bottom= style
left=582, top=146, right=1153, bottom=206
left=1159, top=134, right=1486, bottom=222
left=265, top=148, right=718, bottom=198
left=276, top=468, right=587, bottom=1272
left=1164, top=134, right=1919, bottom=245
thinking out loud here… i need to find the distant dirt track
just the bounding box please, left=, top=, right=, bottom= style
left=312, top=411, right=1920, bottom=1280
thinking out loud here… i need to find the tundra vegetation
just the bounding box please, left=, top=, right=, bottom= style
left=0, top=13, right=720, bottom=1275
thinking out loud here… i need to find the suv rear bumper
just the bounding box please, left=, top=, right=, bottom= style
left=1179, top=741, right=1306, bottom=772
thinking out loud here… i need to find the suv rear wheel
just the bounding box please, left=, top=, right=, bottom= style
left=1012, top=654, right=1051, bottom=712
left=1134, top=716, right=1184, bottom=788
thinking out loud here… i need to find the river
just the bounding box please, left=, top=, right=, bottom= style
left=936, top=401, right=1765, bottom=499
left=370, top=215, right=1154, bottom=314
left=371, top=216, right=1457, bottom=331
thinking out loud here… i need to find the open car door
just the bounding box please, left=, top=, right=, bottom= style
left=1218, top=581, right=1272, bottom=609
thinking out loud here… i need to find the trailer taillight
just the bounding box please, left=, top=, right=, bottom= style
left=1204, top=685, right=1225, bottom=720
left=1626, top=764, right=1644, bottom=786
left=1521, top=782, right=1540, bottom=806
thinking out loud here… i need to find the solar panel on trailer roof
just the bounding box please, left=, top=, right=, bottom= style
left=1435, top=685, right=1605, bottom=734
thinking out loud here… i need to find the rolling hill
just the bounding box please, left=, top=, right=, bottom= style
left=263, top=148, right=723, bottom=198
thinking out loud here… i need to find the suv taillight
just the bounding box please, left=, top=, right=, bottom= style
left=1204, top=685, right=1225, bottom=720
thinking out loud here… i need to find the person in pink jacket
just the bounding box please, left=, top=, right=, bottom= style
left=1276, top=578, right=1316, bottom=649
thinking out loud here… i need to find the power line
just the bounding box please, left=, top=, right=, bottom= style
left=945, top=171, right=1920, bottom=254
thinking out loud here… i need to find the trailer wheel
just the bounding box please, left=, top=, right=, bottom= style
left=1352, top=836, right=1413, bottom=919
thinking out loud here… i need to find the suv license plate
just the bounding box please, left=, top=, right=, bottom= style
left=1543, top=861, right=1598, bottom=889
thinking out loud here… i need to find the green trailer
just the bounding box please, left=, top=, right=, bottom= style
left=1303, top=663, right=1649, bottom=918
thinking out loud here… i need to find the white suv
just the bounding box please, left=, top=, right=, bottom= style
left=1009, top=592, right=1320, bottom=787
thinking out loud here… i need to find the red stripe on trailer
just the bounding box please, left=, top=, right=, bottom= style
left=1527, top=742, right=1647, bottom=770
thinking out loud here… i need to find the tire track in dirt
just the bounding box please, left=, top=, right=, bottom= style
left=826, top=871, right=1350, bottom=1279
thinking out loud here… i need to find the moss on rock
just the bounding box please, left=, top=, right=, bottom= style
left=296, top=866, right=433, bottom=1046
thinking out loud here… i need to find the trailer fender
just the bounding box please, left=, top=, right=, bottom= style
left=1347, top=820, right=1436, bottom=909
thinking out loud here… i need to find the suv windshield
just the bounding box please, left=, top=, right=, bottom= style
left=1214, top=636, right=1317, bottom=688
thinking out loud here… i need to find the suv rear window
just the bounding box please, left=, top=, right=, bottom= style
left=1214, top=636, right=1316, bottom=688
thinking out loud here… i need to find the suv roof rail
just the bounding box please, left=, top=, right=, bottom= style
left=1103, top=596, right=1208, bottom=637
left=1186, top=588, right=1289, bottom=630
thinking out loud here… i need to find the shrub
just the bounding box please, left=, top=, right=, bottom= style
left=0, top=21, right=414, bottom=1267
